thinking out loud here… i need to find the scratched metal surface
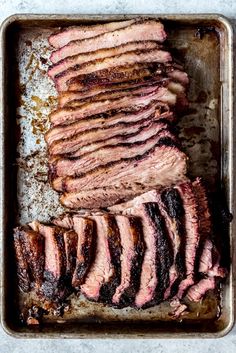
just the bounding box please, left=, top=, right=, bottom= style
left=1, top=15, right=233, bottom=337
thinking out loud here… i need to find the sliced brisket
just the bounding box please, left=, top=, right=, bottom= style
left=55, top=49, right=171, bottom=91
left=49, top=19, right=137, bottom=48
left=49, top=41, right=161, bottom=79
left=50, top=87, right=176, bottom=127
left=29, top=221, right=67, bottom=301
left=55, top=145, right=187, bottom=193
left=50, top=20, right=167, bottom=63
left=80, top=215, right=121, bottom=303
left=112, top=215, right=144, bottom=307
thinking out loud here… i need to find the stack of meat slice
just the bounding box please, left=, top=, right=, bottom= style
left=14, top=178, right=226, bottom=313
left=46, top=18, right=189, bottom=209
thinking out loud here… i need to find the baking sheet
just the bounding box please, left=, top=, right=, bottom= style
left=0, top=14, right=234, bottom=338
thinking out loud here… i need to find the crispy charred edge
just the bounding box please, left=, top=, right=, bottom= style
left=60, top=140, right=181, bottom=193
left=161, top=188, right=186, bottom=297
left=63, top=230, right=78, bottom=286
left=40, top=227, right=68, bottom=302
left=13, top=227, right=31, bottom=292
left=72, top=219, right=96, bottom=289
left=99, top=216, right=122, bottom=304
left=142, top=203, right=173, bottom=308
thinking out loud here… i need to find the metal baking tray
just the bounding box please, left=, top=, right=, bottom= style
left=0, top=14, right=234, bottom=338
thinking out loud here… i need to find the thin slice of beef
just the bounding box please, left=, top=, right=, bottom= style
left=29, top=221, right=67, bottom=301
left=124, top=202, right=172, bottom=307
left=72, top=216, right=95, bottom=288
left=69, top=119, right=173, bottom=159
left=49, top=19, right=137, bottom=48
left=63, top=230, right=78, bottom=285
left=50, top=128, right=177, bottom=180
left=58, top=77, right=168, bottom=107
left=172, top=182, right=200, bottom=299
left=49, top=41, right=161, bottom=79
left=55, top=144, right=187, bottom=193
left=50, top=20, right=167, bottom=63
left=55, top=49, right=171, bottom=91
left=13, top=227, right=30, bottom=292
left=45, top=102, right=171, bottom=146
left=52, top=215, right=96, bottom=288
left=50, top=88, right=176, bottom=126
left=80, top=215, right=121, bottom=303
left=67, top=64, right=160, bottom=91
left=112, top=215, right=144, bottom=307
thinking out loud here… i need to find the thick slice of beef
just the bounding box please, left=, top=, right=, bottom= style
left=49, top=127, right=177, bottom=179
left=18, top=227, right=45, bottom=291
left=67, top=64, right=160, bottom=91
left=52, top=215, right=96, bottom=288
left=58, top=78, right=168, bottom=107
left=80, top=215, right=122, bottom=303
left=112, top=215, right=144, bottom=307
left=54, top=49, right=171, bottom=91
left=186, top=277, right=216, bottom=302
left=49, top=19, right=137, bottom=48
left=69, top=120, right=173, bottom=159
left=124, top=202, right=172, bottom=307
left=13, top=227, right=30, bottom=292
left=63, top=230, right=78, bottom=284
left=72, top=216, right=95, bottom=288
left=29, top=221, right=67, bottom=301
left=45, top=102, right=171, bottom=146
left=49, top=41, right=160, bottom=79
left=50, top=20, right=167, bottom=63
left=50, top=88, right=176, bottom=126
left=14, top=226, right=45, bottom=292
left=172, top=182, right=200, bottom=299
left=59, top=185, right=153, bottom=209
left=54, top=145, right=187, bottom=193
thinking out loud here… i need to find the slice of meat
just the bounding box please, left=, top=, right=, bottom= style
left=49, top=127, right=177, bottom=179
left=50, top=20, right=167, bottom=63
left=55, top=144, right=187, bottom=193
left=29, top=221, right=67, bottom=301
left=13, top=227, right=30, bottom=292
left=69, top=119, right=173, bottom=159
left=80, top=215, right=122, bottom=303
left=58, top=78, right=167, bottom=107
left=186, top=277, right=215, bottom=302
left=112, top=216, right=144, bottom=307
left=52, top=215, right=96, bottom=288
left=59, top=185, right=153, bottom=209
left=17, top=227, right=45, bottom=291
left=172, top=182, right=200, bottom=299
left=45, top=102, right=171, bottom=146
left=50, top=87, right=176, bottom=126
left=49, top=41, right=161, bottom=79
left=72, top=217, right=95, bottom=288
left=67, top=63, right=166, bottom=91
left=63, top=230, right=78, bottom=284
left=124, top=202, right=172, bottom=307
left=198, top=238, right=213, bottom=274
left=49, top=19, right=137, bottom=48
left=55, top=49, right=171, bottom=91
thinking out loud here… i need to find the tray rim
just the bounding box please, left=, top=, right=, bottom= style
left=0, top=13, right=234, bottom=339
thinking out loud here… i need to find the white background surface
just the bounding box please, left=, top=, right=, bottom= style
left=0, top=0, right=235, bottom=352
